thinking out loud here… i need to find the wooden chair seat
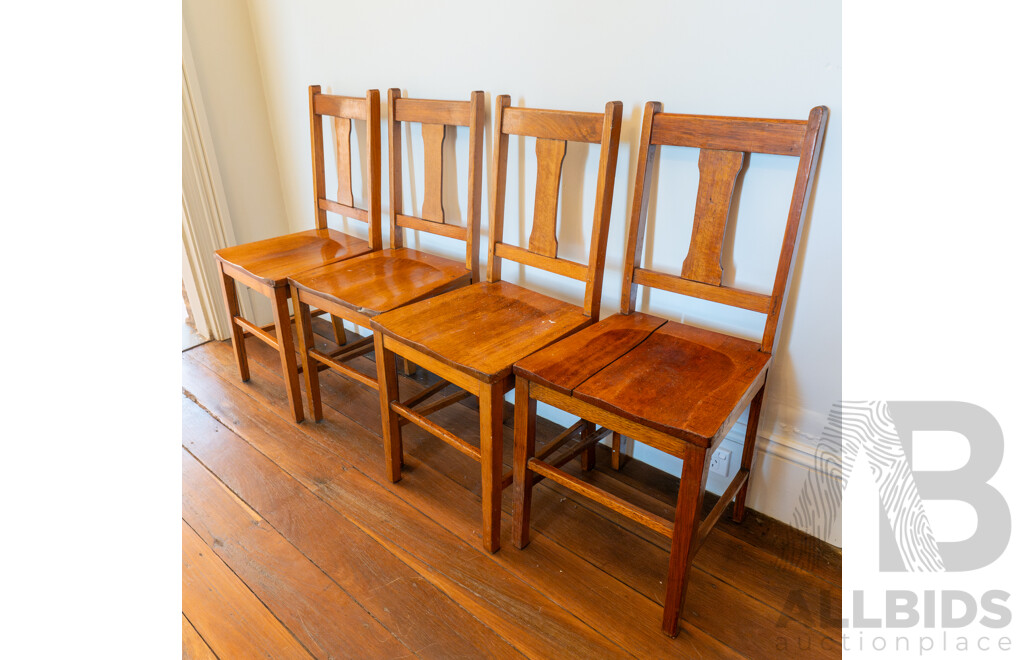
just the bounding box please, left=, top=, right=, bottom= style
left=514, top=313, right=770, bottom=448
left=215, top=228, right=372, bottom=288
left=290, top=248, right=470, bottom=317
left=372, top=281, right=592, bottom=383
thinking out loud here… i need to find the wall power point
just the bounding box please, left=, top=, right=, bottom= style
left=709, top=448, right=731, bottom=477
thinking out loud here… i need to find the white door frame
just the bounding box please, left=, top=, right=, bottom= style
left=181, top=26, right=253, bottom=340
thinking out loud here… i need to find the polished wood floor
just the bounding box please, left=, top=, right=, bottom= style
left=182, top=317, right=841, bottom=659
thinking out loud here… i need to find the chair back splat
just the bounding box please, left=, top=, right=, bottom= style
left=622, top=103, right=829, bottom=352
left=488, top=95, right=623, bottom=317
left=388, top=89, right=486, bottom=280
left=309, top=86, right=382, bottom=249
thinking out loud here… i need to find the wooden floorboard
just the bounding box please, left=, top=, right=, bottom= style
left=183, top=334, right=841, bottom=658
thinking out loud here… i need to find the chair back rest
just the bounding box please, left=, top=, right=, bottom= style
left=487, top=96, right=623, bottom=317
left=621, top=102, right=828, bottom=353
left=309, top=86, right=382, bottom=250
left=386, top=90, right=486, bottom=280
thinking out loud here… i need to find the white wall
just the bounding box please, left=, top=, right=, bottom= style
left=239, top=0, right=842, bottom=545
left=183, top=0, right=291, bottom=324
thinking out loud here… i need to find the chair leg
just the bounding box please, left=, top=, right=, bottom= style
left=398, top=357, right=417, bottom=376
left=732, top=383, right=765, bottom=523
left=512, top=377, right=537, bottom=549
left=662, top=445, right=711, bottom=637
left=479, top=380, right=505, bottom=553
left=293, top=290, right=323, bottom=422
left=330, top=315, right=348, bottom=347
left=374, top=331, right=403, bottom=482
left=580, top=420, right=596, bottom=471
left=271, top=286, right=304, bottom=423
left=611, top=432, right=623, bottom=470
left=217, top=261, right=249, bottom=382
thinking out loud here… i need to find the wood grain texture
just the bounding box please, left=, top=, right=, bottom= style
left=514, top=312, right=666, bottom=395
left=182, top=521, right=312, bottom=659
left=181, top=615, right=216, bottom=660
left=529, top=138, right=566, bottom=258
left=420, top=123, right=446, bottom=223
left=183, top=398, right=522, bottom=659
left=502, top=107, right=604, bottom=143
left=571, top=320, right=770, bottom=445
left=332, top=116, right=354, bottom=207
left=621, top=101, right=662, bottom=313
left=186, top=335, right=839, bottom=656
left=650, top=112, right=807, bottom=155
left=183, top=348, right=742, bottom=658
left=289, top=248, right=470, bottom=317
left=680, top=148, right=744, bottom=285
left=182, top=366, right=632, bottom=658
left=313, top=94, right=367, bottom=121
left=371, top=281, right=591, bottom=383
left=393, top=97, right=471, bottom=126
left=183, top=450, right=411, bottom=658
left=215, top=230, right=373, bottom=289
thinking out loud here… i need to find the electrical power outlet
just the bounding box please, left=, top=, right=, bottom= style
left=709, top=448, right=731, bottom=477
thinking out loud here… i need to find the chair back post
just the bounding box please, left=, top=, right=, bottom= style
left=486, top=94, right=512, bottom=283
left=582, top=100, right=623, bottom=318
left=387, top=88, right=404, bottom=250
left=620, top=101, right=663, bottom=314
left=465, top=91, right=486, bottom=281
left=308, top=85, right=328, bottom=231
left=365, top=89, right=383, bottom=251
left=760, top=105, right=828, bottom=353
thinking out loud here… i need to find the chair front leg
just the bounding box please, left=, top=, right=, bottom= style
left=479, top=379, right=506, bottom=553
left=374, top=331, right=403, bottom=482
left=512, top=377, right=537, bottom=549
left=271, top=285, right=303, bottom=423
left=217, top=261, right=249, bottom=382
left=293, top=290, right=323, bottom=422
left=662, top=445, right=711, bottom=637
left=733, top=383, right=765, bottom=523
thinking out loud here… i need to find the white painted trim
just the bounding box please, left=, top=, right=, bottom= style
left=181, top=26, right=253, bottom=339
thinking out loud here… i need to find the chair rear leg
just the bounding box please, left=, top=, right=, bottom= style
left=374, top=331, right=403, bottom=482
left=293, top=290, right=323, bottom=422
left=271, top=285, right=304, bottom=423
left=732, top=383, right=765, bottom=523
left=662, top=446, right=710, bottom=637
left=217, top=262, right=249, bottom=382
left=479, top=380, right=505, bottom=553
left=512, top=377, right=537, bottom=549
left=330, top=315, right=348, bottom=347
left=580, top=420, right=596, bottom=471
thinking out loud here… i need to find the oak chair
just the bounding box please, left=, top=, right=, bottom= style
left=288, top=90, right=485, bottom=421
left=214, top=87, right=381, bottom=422
left=511, top=103, right=828, bottom=636
left=369, top=96, right=623, bottom=552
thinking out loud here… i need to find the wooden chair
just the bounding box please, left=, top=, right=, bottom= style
left=511, top=103, right=828, bottom=636
left=369, top=96, right=623, bottom=552
left=214, top=87, right=381, bottom=422
left=288, top=90, right=485, bottom=421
